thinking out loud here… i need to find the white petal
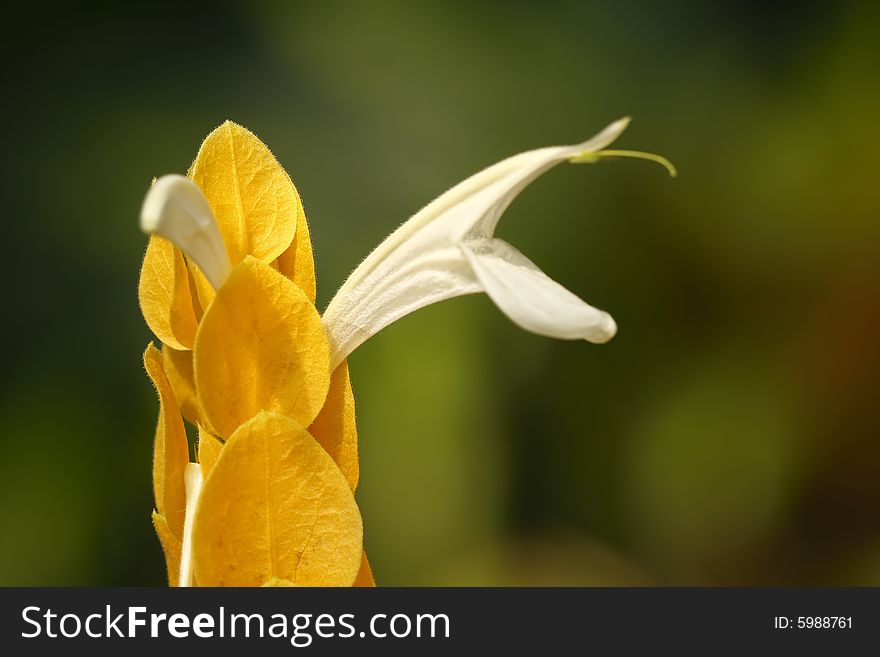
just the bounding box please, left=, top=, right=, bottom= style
left=323, top=244, right=481, bottom=370
left=140, top=175, right=231, bottom=290
left=460, top=239, right=617, bottom=343
left=322, top=119, right=630, bottom=364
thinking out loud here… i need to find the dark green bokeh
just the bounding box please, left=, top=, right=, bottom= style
left=1, top=1, right=878, bottom=585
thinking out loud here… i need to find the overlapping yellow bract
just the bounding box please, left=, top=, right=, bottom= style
left=161, top=346, right=211, bottom=432
left=144, top=344, right=190, bottom=587
left=144, top=344, right=189, bottom=539
left=139, top=121, right=368, bottom=587
left=193, top=412, right=363, bottom=587
left=194, top=256, right=330, bottom=439
left=138, top=121, right=318, bottom=345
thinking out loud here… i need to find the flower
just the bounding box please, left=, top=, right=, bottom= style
left=139, top=118, right=672, bottom=587
left=321, top=117, right=675, bottom=369
left=140, top=122, right=365, bottom=587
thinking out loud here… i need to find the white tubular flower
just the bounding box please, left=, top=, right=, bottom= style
left=322, top=117, right=675, bottom=370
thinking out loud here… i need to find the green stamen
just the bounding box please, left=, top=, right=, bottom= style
left=570, top=149, right=677, bottom=177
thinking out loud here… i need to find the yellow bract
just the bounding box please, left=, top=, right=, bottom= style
left=139, top=237, right=198, bottom=351
left=273, top=178, right=317, bottom=303
left=193, top=256, right=330, bottom=439
left=309, top=361, right=360, bottom=491
left=189, top=121, right=297, bottom=269
left=143, top=344, right=189, bottom=548
left=192, top=412, right=363, bottom=586
left=161, top=346, right=212, bottom=433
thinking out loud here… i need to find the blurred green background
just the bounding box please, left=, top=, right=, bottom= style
left=1, top=0, right=878, bottom=586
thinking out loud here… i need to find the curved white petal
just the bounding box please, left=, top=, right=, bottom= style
left=322, top=118, right=631, bottom=365
left=323, top=245, right=481, bottom=370
left=140, top=175, right=231, bottom=290
left=460, top=239, right=616, bottom=343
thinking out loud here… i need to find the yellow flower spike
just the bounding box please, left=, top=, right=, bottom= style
left=193, top=256, right=331, bottom=439
left=143, top=344, right=190, bottom=547
left=161, top=346, right=213, bottom=432
left=352, top=552, right=376, bottom=587
left=138, top=236, right=199, bottom=350
left=308, top=360, right=360, bottom=491
left=188, top=121, right=298, bottom=270
left=192, top=412, right=363, bottom=587
left=139, top=123, right=358, bottom=587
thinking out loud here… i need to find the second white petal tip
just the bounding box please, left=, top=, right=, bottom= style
left=461, top=240, right=618, bottom=345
